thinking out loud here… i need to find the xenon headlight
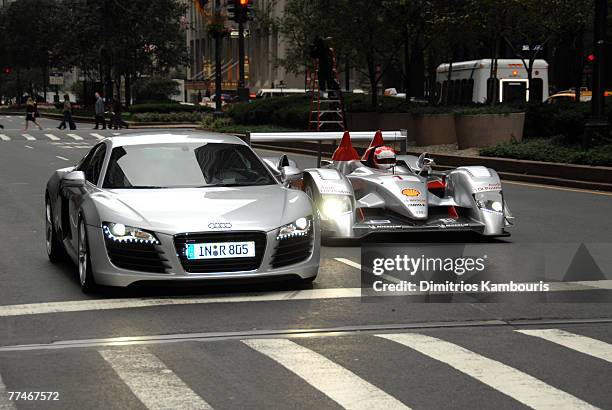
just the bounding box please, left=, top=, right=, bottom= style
left=320, top=195, right=352, bottom=219
left=102, top=222, right=160, bottom=245
left=473, top=192, right=503, bottom=213
left=277, top=216, right=312, bottom=241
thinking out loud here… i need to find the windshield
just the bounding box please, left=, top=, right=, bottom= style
left=102, top=142, right=277, bottom=189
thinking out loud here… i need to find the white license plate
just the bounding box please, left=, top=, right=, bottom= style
left=185, top=241, right=255, bottom=260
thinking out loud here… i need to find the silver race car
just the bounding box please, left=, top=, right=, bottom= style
left=45, top=132, right=320, bottom=292
left=288, top=131, right=514, bottom=240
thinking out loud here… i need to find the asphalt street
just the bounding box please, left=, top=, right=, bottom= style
left=0, top=115, right=611, bottom=409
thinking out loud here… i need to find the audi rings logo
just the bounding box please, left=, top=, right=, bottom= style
left=208, top=222, right=232, bottom=229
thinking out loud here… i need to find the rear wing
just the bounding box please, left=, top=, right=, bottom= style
left=244, top=130, right=409, bottom=166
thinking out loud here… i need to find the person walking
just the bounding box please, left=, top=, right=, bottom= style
left=23, top=97, right=43, bottom=131
left=110, top=99, right=128, bottom=130
left=93, top=92, right=106, bottom=130
left=57, top=94, right=76, bottom=130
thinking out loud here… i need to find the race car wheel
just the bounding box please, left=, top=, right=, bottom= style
left=78, top=218, right=97, bottom=293
left=45, top=197, right=66, bottom=263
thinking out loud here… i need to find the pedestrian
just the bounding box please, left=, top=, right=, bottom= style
left=111, top=99, right=128, bottom=130
left=57, top=94, right=76, bottom=130
left=23, top=97, right=43, bottom=131
left=93, top=92, right=106, bottom=130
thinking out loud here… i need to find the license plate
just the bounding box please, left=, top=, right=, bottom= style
left=185, top=241, right=255, bottom=260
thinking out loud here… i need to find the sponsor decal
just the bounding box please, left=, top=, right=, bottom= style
left=320, top=184, right=351, bottom=195
left=474, top=183, right=502, bottom=192
left=402, top=188, right=420, bottom=197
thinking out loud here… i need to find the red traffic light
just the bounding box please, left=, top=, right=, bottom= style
left=2, top=67, right=12, bottom=74
left=587, top=54, right=595, bottom=62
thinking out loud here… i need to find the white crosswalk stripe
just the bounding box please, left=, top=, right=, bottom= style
left=44, top=133, right=60, bottom=141
left=243, top=338, right=409, bottom=410
left=90, top=133, right=105, bottom=139
left=66, top=133, right=84, bottom=140
left=516, top=329, right=612, bottom=363
left=0, top=134, right=9, bottom=141
left=21, top=134, right=35, bottom=141
left=99, top=346, right=212, bottom=410
left=0, top=372, right=16, bottom=410
left=377, top=333, right=597, bottom=410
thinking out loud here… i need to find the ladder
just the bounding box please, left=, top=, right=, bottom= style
left=308, top=58, right=346, bottom=131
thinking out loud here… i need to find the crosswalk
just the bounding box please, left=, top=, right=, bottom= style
left=0, top=130, right=128, bottom=142
left=0, top=328, right=610, bottom=409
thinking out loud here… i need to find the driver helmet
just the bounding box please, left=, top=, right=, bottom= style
left=372, top=146, right=396, bottom=170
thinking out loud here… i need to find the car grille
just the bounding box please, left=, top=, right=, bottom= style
left=271, top=232, right=314, bottom=269
left=174, top=231, right=267, bottom=273
left=104, top=239, right=170, bottom=273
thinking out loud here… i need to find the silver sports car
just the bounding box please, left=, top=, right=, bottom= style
left=45, top=132, right=320, bottom=292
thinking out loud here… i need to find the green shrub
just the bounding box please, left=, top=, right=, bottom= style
left=480, top=137, right=612, bottom=167
left=129, top=103, right=213, bottom=114
left=131, top=111, right=208, bottom=123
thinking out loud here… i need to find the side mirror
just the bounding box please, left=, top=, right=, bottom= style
left=280, top=166, right=302, bottom=184
left=416, top=152, right=435, bottom=174
left=62, top=170, right=86, bottom=188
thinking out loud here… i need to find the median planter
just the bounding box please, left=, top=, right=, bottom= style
left=455, top=112, right=525, bottom=149
left=413, top=113, right=457, bottom=146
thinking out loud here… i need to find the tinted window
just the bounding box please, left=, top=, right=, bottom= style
left=79, top=144, right=106, bottom=184
left=103, top=142, right=277, bottom=189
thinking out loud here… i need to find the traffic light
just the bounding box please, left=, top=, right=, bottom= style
left=587, top=54, right=596, bottom=62
left=2, top=67, right=12, bottom=75
left=228, top=0, right=252, bottom=24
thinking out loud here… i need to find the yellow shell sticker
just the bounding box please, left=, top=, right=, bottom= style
left=402, top=188, right=420, bottom=197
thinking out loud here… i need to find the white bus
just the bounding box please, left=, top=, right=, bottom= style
left=436, top=59, right=549, bottom=104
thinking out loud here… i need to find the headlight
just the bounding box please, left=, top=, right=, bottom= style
left=320, top=195, right=352, bottom=219
left=102, top=222, right=160, bottom=245
left=277, top=216, right=312, bottom=240
left=473, top=193, right=503, bottom=213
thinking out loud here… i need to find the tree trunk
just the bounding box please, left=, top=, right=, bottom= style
left=404, top=26, right=410, bottom=100
left=574, top=27, right=584, bottom=104
left=410, top=36, right=425, bottom=99
left=527, top=57, right=534, bottom=103
left=124, top=73, right=131, bottom=107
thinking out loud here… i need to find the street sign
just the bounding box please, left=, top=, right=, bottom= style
left=49, top=73, right=64, bottom=85
left=230, top=29, right=250, bottom=38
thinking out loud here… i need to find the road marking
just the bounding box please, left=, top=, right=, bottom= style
left=378, top=333, right=597, bottom=410
left=44, top=133, right=60, bottom=141
left=504, top=180, right=612, bottom=197
left=21, top=134, right=35, bottom=141
left=90, top=133, right=104, bottom=139
left=243, top=338, right=409, bottom=409
left=1, top=279, right=611, bottom=318
left=0, top=288, right=364, bottom=317
left=55, top=156, right=70, bottom=161
left=516, top=329, right=612, bottom=363
left=24, top=145, right=33, bottom=149
left=99, top=346, right=212, bottom=410
left=0, top=373, right=16, bottom=410
left=67, top=133, right=84, bottom=140
left=0, top=134, right=9, bottom=141
left=334, top=257, right=407, bottom=284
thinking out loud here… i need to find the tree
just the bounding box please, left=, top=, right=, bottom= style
left=502, top=0, right=593, bottom=102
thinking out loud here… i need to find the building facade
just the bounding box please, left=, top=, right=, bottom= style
left=183, top=0, right=303, bottom=102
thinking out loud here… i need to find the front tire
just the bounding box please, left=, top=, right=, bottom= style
left=78, top=218, right=97, bottom=293
left=45, top=197, right=66, bottom=263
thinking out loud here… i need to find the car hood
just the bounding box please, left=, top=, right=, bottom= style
left=91, top=184, right=310, bottom=234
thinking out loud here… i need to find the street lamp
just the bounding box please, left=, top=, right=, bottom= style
left=584, top=0, right=609, bottom=147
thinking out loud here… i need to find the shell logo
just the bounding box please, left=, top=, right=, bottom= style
left=402, top=188, right=420, bottom=197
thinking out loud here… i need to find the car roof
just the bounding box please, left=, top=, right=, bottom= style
left=104, top=131, right=247, bottom=148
